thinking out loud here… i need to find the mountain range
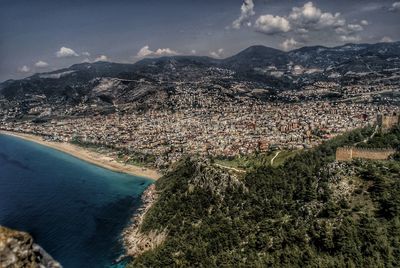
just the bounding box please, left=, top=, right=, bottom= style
left=1, top=41, right=399, bottom=108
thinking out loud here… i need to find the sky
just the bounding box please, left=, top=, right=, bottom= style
left=0, top=0, right=399, bottom=81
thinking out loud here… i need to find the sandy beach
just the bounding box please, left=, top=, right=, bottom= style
left=0, top=131, right=161, bottom=180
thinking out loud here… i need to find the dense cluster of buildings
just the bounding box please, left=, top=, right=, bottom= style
left=1, top=68, right=399, bottom=167
left=277, top=83, right=399, bottom=102
left=1, top=92, right=398, bottom=167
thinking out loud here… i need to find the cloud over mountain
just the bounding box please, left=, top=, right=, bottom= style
left=136, top=46, right=179, bottom=58
left=17, top=65, right=30, bottom=73
left=209, top=48, right=224, bottom=58
left=56, top=47, right=79, bottom=58
left=280, top=38, right=300, bottom=51
left=94, top=55, right=108, bottom=62
left=34, top=61, right=49, bottom=68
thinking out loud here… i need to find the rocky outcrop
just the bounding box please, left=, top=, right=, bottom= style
left=0, top=226, right=62, bottom=268
left=121, top=158, right=245, bottom=258
left=189, top=158, right=247, bottom=200
left=122, top=184, right=167, bottom=257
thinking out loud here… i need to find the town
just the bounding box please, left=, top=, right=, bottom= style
left=1, top=53, right=399, bottom=168
left=1, top=87, right=398, bottom=168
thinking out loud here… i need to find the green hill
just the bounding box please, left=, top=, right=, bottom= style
left=129, top=126, right=400, bottom=267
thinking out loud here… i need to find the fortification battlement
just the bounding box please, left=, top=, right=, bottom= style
left=377, top=112, right=399, bottom=130
left=337, top=146, right=396, bottom=152
left=336, top=146, right=396, bottom=161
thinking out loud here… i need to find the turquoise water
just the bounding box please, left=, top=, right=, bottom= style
left=0, top=134, right=153, bottom=267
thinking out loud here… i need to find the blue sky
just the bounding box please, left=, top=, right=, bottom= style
left=1, top=0, right=399, bottom=81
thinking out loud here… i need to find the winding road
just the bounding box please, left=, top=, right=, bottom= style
left=214, top=163, right=246, bottom=173
left=270, top=151, right=281, bottom=166
left=354, top=125, right=379, bottom=146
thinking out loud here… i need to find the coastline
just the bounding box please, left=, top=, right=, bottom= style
left=0, top=130, right=161, bottom=180
left=121, top=184, right=166, bottom=257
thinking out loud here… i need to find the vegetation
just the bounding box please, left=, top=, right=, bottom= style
left=214, top=149, right=300, bottom=170
left=70, top=137, right=157, bottom=167
left=129, top=126, right=400, bottom=267
left=357, top=125, right=400, bottom=150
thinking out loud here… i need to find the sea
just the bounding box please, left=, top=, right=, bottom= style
left=0, top=134, right=153, bottom=268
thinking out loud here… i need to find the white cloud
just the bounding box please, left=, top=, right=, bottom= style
left=389, top=2, right=400, bottom=11
left=154, top=48, right=178, bottom=56
left=288, top=1, right=322, bottom=23
left=253, top=2, right=366, bottom=45
left=136, top=46, right=153, bottom=58
left=317, top=12, right=345, bottom=28
left=347, top=24, right=363, bottom=32
left=381, top=36, right=394, bottom=42
left=254, top=2, right=348, bottom=35
left=191, top=50, right=197, bottom=54
left=336, top=23, right=364, bottom=35
left=232, top=0, right=255, bottom=29
left=34, top=61, right=49, bottom=68
left=339, top=35, right=361, bottom=43
left=280, top=38, right=300, bottom=51
left=56, top=47, right=79, bottom=58
left=18, top=65, right=30, bottom=73
left=94, top=55, right=108, bottom=62
left=255, top=15, right=291, bottom=34
left=81, top=51, right=90, bottom=56
left=136, top=45, right=178, bottom=58
left=288, top=2, right=345, bottom=30
left=209, top=48, right=224, bottom=58
left=334, top=27, right=346, bottom=34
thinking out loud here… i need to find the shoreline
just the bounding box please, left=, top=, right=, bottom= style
left=0, top=130, right=161, bottom=180
left=121, top=184, right=166, bottom=258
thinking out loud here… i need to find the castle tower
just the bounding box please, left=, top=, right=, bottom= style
left=377, top=112, right=400, bottom=131
left=336, top=147, right=353, bottom=161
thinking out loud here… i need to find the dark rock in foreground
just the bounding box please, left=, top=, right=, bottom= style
left=0, top=225, right=62, bottom=268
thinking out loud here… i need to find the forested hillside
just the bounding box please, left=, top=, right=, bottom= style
left=129, top=126, right=400, bottom=267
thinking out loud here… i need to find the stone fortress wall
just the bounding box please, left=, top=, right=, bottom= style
left=336, top=147, right=396, bottom=161
left=377, top=112, right=400, bottom=131
left=336, top=113, right=398, bottom=161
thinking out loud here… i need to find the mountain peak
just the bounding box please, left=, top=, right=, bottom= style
left=233, top=45, right=285, bottom=58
